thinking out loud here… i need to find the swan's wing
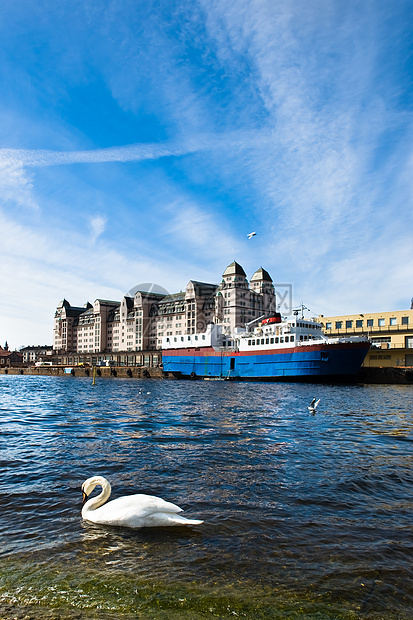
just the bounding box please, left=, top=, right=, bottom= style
left=104, top=494, right=183, bottom=517
left=131, top=494, right=183, bottom=515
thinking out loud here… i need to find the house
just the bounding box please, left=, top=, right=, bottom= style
left=0, top=343, right=23, bottom=367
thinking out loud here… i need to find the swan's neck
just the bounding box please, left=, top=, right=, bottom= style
left=83, top=478, right=111, bottom=514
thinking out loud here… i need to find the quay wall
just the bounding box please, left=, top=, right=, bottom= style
left=1, top=366, right=413, bottom=383
left=357, top=366, right=413, bottom=384
left=0, top=366, right=167, bottom=379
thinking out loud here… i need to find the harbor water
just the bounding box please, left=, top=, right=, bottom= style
left=1, top=375, right=413, bottom=619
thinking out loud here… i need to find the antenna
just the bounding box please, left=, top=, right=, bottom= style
left=292, top=303, right=309, bottom=319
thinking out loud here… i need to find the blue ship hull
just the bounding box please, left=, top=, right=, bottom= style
left=162, top=341, right=370, bottom=381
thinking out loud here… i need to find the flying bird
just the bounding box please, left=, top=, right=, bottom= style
left=308, top=398, right=320, bottom=414
left=247, top=232, right=256, bottom=239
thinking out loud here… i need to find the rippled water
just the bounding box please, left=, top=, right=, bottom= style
left=1, top=375, right=413, bottom=619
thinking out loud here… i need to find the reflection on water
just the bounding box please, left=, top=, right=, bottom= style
left=1, top=375, right=413, bottom=618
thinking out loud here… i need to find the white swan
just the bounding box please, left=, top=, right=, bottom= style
left=81, top=476, right=204, bottom=528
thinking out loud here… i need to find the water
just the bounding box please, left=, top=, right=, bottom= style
left=1, top=375, right=413, bottom=619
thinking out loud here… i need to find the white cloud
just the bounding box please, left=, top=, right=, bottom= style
left=164, top=199, right=243, bottom=267
left=0, top=159, right=39, bottom=210
left=0, top=130, right=271, bottom=169
left=89, top=215, right=107, bottom=243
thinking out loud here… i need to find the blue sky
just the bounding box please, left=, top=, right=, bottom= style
left=1, top=0, right=413, bottom=349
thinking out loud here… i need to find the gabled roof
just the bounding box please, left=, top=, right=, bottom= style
left=223, top=261, right=246, bottom=277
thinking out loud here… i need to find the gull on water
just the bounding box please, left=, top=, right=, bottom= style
left=308, top=398, right=320, bottom=413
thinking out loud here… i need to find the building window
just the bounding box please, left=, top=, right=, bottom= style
left=356, top=320, right=363, bottom=328
left=345, top=320, right=353, bottom=329
left=367, top=319, right=374, bottom=327
left=335, top=321, right=342, bottom=329
left=325, top=322, right=332, bottom=329
left=402, top=316, right=409, bottom=325
left=389, top=318, right=397, bottom=326
left=378, top=318, right=385, bottom=327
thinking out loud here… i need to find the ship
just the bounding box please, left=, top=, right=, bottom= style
left=161, top=313, right=370, bottom=381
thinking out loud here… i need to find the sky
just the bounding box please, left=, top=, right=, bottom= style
left=1, top=0, right=413, bottom=350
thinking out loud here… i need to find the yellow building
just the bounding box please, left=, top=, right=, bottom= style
left=318, top=309, right=413, bottom=367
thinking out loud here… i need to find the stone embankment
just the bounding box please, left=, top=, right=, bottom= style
left=357, top=366, right=413, bottom=384
left=1, top=366, right=413, bottom=383
left=0, top=366, right=167, bottom=379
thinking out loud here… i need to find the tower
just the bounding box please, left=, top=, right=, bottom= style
left=250, top=268, right=276, bottom=315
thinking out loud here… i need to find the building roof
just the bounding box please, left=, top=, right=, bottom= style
left=65, top=307, right=86, bottom=317
left=223, top=261, right=246, bottom=277
left=79, top=307, right=94, bottom=316
left=124, top=296, right=134, bottom=309
left=251, top=267, right=272, bottom=282
left=159, top=292, right=186, bottom=304
left=133, top=290, right=166, bottom=299
left=19, top=345, right=53, bottom=352
left=187, top=281, right=218, bottom=296
left=0, top=349, right=22, bottom=358
left=95, top=299, right=120, bottom=306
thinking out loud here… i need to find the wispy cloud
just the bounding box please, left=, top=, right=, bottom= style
left=165, top=199, right=243, bottom=266
left=0, top=159, right=39, bottom=210
left=198, top=0, right=413, bottom=266
left=89, top=214, right=107, bottom=243
left=0, top=130, right=270, bottom=168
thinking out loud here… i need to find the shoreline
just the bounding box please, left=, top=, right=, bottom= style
left=1, top=365, right=413, bottom=383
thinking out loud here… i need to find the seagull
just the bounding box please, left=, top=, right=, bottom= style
left=247, top=231, right=256, bottom=239
left=308, top=398, right=320, bottom=414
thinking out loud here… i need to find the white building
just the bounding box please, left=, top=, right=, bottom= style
left=20, top=345, right=53, bottom=364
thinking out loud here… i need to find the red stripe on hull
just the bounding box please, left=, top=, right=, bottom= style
left=164, top=341, right=370, bottom=357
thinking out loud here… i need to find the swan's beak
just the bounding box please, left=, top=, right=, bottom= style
left=82, top=491, right=89, bottom=506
